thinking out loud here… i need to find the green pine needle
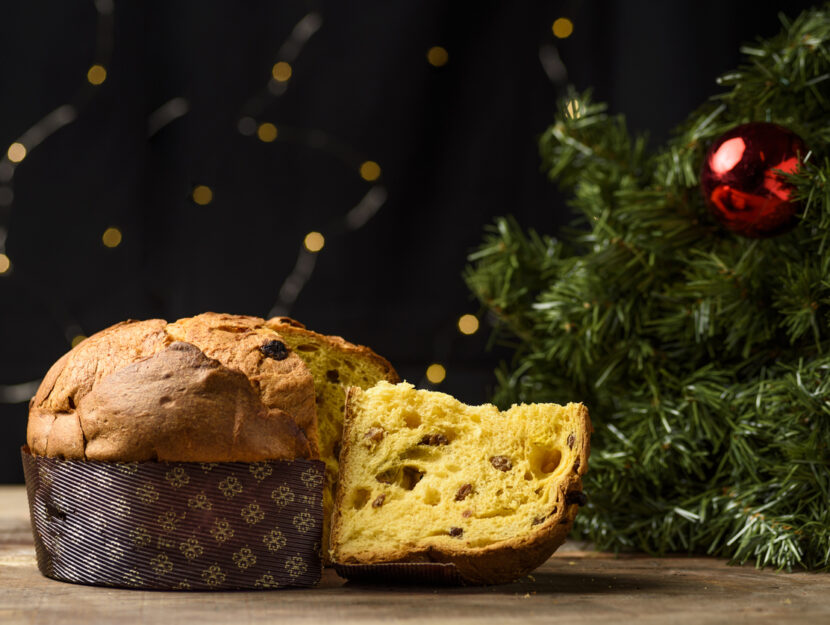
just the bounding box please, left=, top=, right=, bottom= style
left=465, top=4, right=830, bottom=571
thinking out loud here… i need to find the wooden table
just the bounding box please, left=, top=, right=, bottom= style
left=1, top=485, right=828, bottom=624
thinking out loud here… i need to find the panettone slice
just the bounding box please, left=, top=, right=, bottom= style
left=330, top=381, right=591, bottom=585
left=266, top=317, right=399, bottom=560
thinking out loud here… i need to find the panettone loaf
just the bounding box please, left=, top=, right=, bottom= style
left=266, top=317, right=399, bottom=558
left=330, top=382, right=591, bottom=584
left=27, top=312, right=318, bottom=462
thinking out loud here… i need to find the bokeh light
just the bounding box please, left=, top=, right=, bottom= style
left=272, top=62, right=292, bottom=82
left=102, top=227, right=122, bottom=248
left=426, top=363, right=446, bottom=384
left=458, top=314, right=480, bottom=335
left=237, top=117, right=256, bottom=136
left=552, top=18, right=574, bottom=39
left=257, top=122, right=278, bottom=142
left=87, top=65, right=107, bottom=85
left=192, top=185, right=213, bottom=205
left=427, top=46, right=448, bottom=67
left=71, top=335, right=87, bottom=348
left=304, top=231, right=325, bottom=252
left=7, top=143, right=26, bottom=163
left=359, top=161, right=381, bottom=181
left=0, top=254, right=10, bottom=274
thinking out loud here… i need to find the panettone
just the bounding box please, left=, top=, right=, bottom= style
left=330, top=381, right=591, bottom=585
left=265, top=317, right=399, bottom=558
left=27, top=312, right=318, bottom=462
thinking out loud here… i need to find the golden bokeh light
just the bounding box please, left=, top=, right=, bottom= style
left=426, top=363, right=446, bottom=384
left=304, top=231, right=325, bottom=253
left=272, top=62, right=292, bottom=82
left=0, top=253, right=10, bottom=274
left=71, top=335, right=87, bottom=348
left=359, top=161, right=381, bottom=181
left=7, top=142, right=26, bottom=163
left=458, top=314, right=480, bottom=335
left=427, top=46, right=449, bottom=67
left=192, top=185, right=213, bottom=205
left=102, top=227, right=122, bottom=248
left=87, top=64, right=107, bottom=85
left=552, top=18, right=574, bottom=39
left=257, top=122, right=278, bottom=142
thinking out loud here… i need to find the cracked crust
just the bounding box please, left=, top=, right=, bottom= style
left=27, top=313, right=318, bottom=462
left=331, top=389, right=591, bottom=585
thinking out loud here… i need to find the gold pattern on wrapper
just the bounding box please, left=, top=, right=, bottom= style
left=137, top=482, right=159, bottom=503
left=123, top=568, right=143, bottom=588
left=293, top=511, right=316, bottom=534
left=151, top=553, right=174, bottom=575
left=219, top=476, right=243, bottom=498
left=263, top=528, right=287, bottom=552
left=112, top=496, right=131, bottom=518
left=116, top=462, right=139, bottom=474
left=241, top=502, right=265, bottom=525
left=255, top=571, right=279, bottom=589
left=107, top=539, right=125, bottom=561
left=179, top=537, right=204, bottom=561
left=271, top=485, right=294, bottom=507
left=188, top=491, right=212, bottom=510
left=130, top=526, right=152, bottom=548
left=210, top=518, right=234, bottom=543
left=301, top=467, right=324, bottom=489
left=201, top=564, right=226, bottom=587
left=250, top=462, right=274, bottom=482
left=285, top=555, right=308, bottom=578
left=233, top=547, right=257, bottom=570
left=21, top=448, right=324, bottom=590
left=165, top=467, right=190, bottom=488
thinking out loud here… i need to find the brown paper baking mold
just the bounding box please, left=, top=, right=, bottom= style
left=333, top=562, right=464, bottom=585
left=21, top=447, right=324, bottom=590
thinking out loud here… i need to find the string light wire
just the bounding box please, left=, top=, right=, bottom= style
left=147, top=97, right=190, bottom=137
left=0, top=0, right=115, bottom=403
left=420, top=16, right=573, bottom=386
left=1, top=9, right=573, bottom=402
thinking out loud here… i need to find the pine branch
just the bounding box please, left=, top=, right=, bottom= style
left=466, top=4, right=830, bottom=570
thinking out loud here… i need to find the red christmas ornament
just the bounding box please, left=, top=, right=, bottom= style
left=700, top=122, right=807, bottom=238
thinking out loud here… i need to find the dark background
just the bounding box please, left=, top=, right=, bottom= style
left=0, top=0, right=814, bottom=482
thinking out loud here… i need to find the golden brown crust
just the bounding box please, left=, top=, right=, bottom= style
left=265, top=317, right=401, bottom=385
left=27, top=313, right=318, bottom=462
left=331, top=390, right=591, bottom=585
left=167, top=313, right=319, bottom=456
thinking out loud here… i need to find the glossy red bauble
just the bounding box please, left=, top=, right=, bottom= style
left=700, top=122, right=807, bottom=238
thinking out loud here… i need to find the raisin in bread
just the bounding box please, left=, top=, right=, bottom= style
left=266, top=317, right=399, bottom=559
left=330, top=381, right=591, bottom=585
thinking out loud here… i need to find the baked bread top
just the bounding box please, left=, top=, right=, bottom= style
left=27, top=312, right=318, bottom=462
left=330, top=381, right=591, bottom=584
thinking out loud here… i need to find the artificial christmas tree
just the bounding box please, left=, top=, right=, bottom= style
left=466, top=6, right=830, bottom=570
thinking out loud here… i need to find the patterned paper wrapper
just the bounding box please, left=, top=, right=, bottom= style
left=333, top=561, right=464, bottom=585
left=21, top=447, right=324, bottom=590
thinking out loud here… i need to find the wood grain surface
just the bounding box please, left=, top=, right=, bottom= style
left=1, top=485, right=828, bottom=624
